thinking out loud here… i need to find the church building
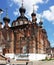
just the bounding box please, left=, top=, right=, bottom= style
left=0, top=1, right=51, bottom=60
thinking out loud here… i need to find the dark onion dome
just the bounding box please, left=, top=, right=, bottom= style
left=42, top=28, right=47, bottom=34
left=17, top=3, right=28, bottom=21
left=39, top=21, right=43, bottom=26
left=0, top=9, right=3, bottom=13
left=19, top=6, right=26, bottom=14
left=17, top=16, right=28, bottom=21
left=3, top=17, right=10, bottom=23
left=0, top=9, right=3, bottom=11
left=39, top=19, right=43, bottom=28
left=0, top=22, right=2, bottom=24
left=31, top=12, right=36, bottom=17
left=31, top=12, right=37, bottom=21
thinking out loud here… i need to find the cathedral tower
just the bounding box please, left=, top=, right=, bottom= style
left=31, top=5, right=37, bottom=23
left=3, top=8, right=10, bottom=29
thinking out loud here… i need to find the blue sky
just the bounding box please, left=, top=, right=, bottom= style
left=0, top=0, right=54, bottom=47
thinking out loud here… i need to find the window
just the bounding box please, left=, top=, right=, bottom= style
left=24, top=21, right=28, bottom=24
left=16, top=22, right=18, bottom=26
left=41, top=39, right=44, bottom=45
left=20, top=21, right=23, bottom=25
left=7, top=33, right=10, bottom=42
left=23, top=45, right=27, bottom=53
left=13, top=23, right=15, bottom=26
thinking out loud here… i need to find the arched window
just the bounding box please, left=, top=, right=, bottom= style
left=16, top=22, right=18, bottom=26
left=24, top=21, right=28, bottom=24
left=20, top=21, right=23, bottom=25
left=23, top=45, right=27, bottom=54
left=7, top=33, right=10, bottom=42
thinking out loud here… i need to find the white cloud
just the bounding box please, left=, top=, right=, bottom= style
left=42, top=6, right=54, bottom=24
left=51, top=43, right=54, bottom=47
left=50, top=40, right=54, bottom=47
left=9, top=3, right=13, bottom=7
left=13, top=9, right=19, bottom=16
left=8, top=0, right=48, bottom=17
left=36, top=14, right=42, bottom=23
left=8, top=0, right=13, bottom=7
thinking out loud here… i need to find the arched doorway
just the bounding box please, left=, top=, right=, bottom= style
left=3, top=48, right=6, bottom=55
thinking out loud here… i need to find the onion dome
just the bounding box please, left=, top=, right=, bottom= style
left=39, top=20, right=43, bottom=26
left=0, top=9, right=3, bottom=14
left=31, top=12, right=36, bottom=17
left=19, top=6, right=26, bottom=14
left=31, top=5, right=36, bottom=17
left=31, top=12, right=37, bottom=22
left=39, top=18, right=43, bottom=27
left=0, top=9, right=3, bottom=12
left=17, top=0, right=28, bottom=21
left=0, top=22, right=2, bottom=24
left=17, top=7, right=28, bottom=21
left=19, top=0, right=26, bottom=16
left=3, top=17, right=10, bottom=23
left=42, top=28, right=47, bottom=34
left=31, top=5, right=37, bottom=22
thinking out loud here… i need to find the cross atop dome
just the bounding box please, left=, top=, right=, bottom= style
left=31, top=4, right=37, bottom=23
left=33, top=4, right=35, bottom=13
left=22, top=0, right=24, bottom=7
left=17, top=0, right=28, bottom=22
left=39, top=17, right=43, bottom=25
left=39, top=17, right=43, bottom=28
left=6, top=8, right=8, bottom=18
left=31, top=4, right=36, bottom=17
left=19, top=0, right=26, bottom=16
left=3, top=8, right=10, bottom=23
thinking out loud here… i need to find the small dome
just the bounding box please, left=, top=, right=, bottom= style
left=17, top=4, right=28, bottom=22
left=42, top=29, right=47, bottom=33
left=39, top=21, right=43, bottom=25
left=19, top=7, right=26, bottom=14
left=3, top=17, right=10, bottom=23
left=0, top=9, right=3, bottom=13
left=0, top=22, right=2, bottom=24
left=0, top=9, right=3, bottom=11
left=31, top=12, right=36, bottom=17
